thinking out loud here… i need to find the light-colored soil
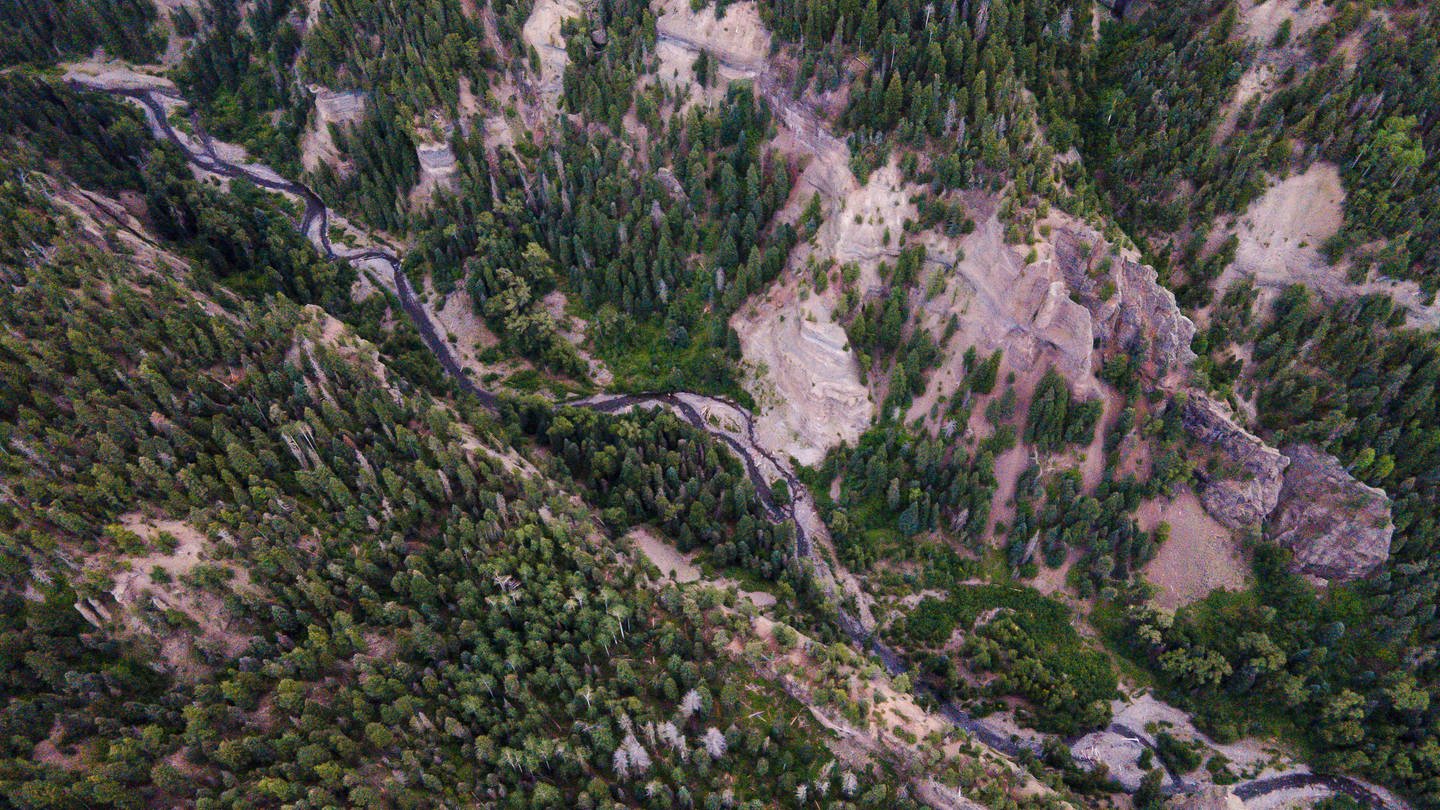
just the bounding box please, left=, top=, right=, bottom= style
left=1079, top=389, right=1124, bottom=491
left=628, top=526, right=776, bottom=606
left=424, top=278, right=503, bottom=381
left=650, top=0, right=771, bottom=109
left=1071, top=729, right=1152, bottom=791
left=733, top=161, right=938, bottom=467
left=732, top=280, right=873, bottom=466
left=300, top=87, right=366, bottom=174
left=542, top=290, right=613, bottom=386
left=113, top=514, right=209, bottom=593
left=104, top=512, right=257, bottom=677
left=630, top=526, right=702, bottom=582
left=522, top=0, right=584, bottom=103
left=50, top=185, right=205, bottom=304
left=912, top=195, right=1104, bottom=419
left=1030, top=548, right=1079, bottom=597
left=303, top=0, right=325, bottom=29
left=1212, top=64, right=1275, bottom=146
left=1138, top=488, right=1248, bottom=611
left=62, top=58, right=172, bottom=91
left=986, top=442, right=1031, bottom=539
left=409, top=139, right=461, bottom=208
left=1215, top=162, right=1440, bottom=327
left=31, top=722, right=84, bottom=771
left=654, top=0, right=769, bottom=69
left=152, top=0, right=201, bottom=64
left=1236, top=0, right=1331, bottom=47
left=1227, top=163, right=1345, bottom=287
left=300, top=304, right=393, bottom=386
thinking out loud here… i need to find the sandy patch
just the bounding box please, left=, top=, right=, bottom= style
left=152, top=0, right=202, bottom=64
left=986, top=442, right=1030, bottom=539
left=542, top=290, right=613, bottom=386
left=1083, top=392, right=1121, bottom=488
left=112, top=514, right=210, bottom=594
left=1138, top=489, right=1248, bottom=611
left=31, top=720, right=86, bottom=771
left=100, top=513, right=257, bottom=677
left=1236, top=0, right=1330, bottom=47
left=654, top=0, right=769, bottom=70
left=298, top=304, right=394, bottom=389
left=630, top=526, right=701, bottom=582
left=1228, top=163, right=1345, bottom=286
left=409, top=138, right=461, bottom=208
left=424, top=278, right=501, bottom=380
left=649, top=0, right=771, bottom=108
left=62, top=58, right=173, bottom=91
left=733, top=283, right=873, bottom=466
left=1213, top=64, right=1275, bottom=146
left=522, top=0, right=584, bottom=103
left=1030, top=548, right=1079, bottom=597
left=914, top=196, right=1103, bottom=414
left=1071, top=730, right=1152, bottom=791
left=301, top=86, right=366, bottom=174
left=629, top=526, right=776, bottom=606
left=1215, top=163, right=1440, bottom=327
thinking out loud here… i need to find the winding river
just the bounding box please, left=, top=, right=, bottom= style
left=70, top=77, right=1405, bottom=810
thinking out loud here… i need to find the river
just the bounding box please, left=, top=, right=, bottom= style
left=67, top=76, right=1405, bottom=810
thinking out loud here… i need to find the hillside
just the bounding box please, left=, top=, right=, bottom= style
left=4, top=0, right=1440, bottom=808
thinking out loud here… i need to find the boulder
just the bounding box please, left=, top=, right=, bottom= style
left=1267, top=444, right=1393, bottom=581
left=1181, top=395, right=1289, bottom=528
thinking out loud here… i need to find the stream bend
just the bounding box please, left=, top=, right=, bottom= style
left=74, top=80, right=1402, bottom=810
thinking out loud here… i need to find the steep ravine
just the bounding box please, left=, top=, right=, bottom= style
left=66, top=74, right=1407, bottom=810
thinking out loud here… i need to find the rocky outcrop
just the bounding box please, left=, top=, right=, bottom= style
left=735, top=301, right=873, bottom=467
left=410, top=139, right=460, bottom=203
left=314, top=87, right=366, bottom=123
left=417, top=141, right=459, bottom=183
left=302, top=86, right=367, bottom=172
left=1054, top=228, right=1197, bottom=384
left=1267, top=444, right=1392, bottom=581
left=522, top=0, right=585, bottom=103
left=1182, top=395, right=1289, bottom=529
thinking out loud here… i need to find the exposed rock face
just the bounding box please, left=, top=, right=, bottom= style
left=522, top=0, right=585, bottom=103
left=302, top=87, right=367, bottom=172
left=1054, top=228, right=1197, bottom=384
left=1182, top=395, right=1289, bottom=528
left=1268, top=444, right=1393, bottom=581
left=314, top=88, right=366, bottom=123
left=417, top=142, right=459, bottom=182
left=734, top=297, right=873, bottom=467
left=907, top=195, right=1106, bottom=430
left=411, top=140, right=460, bottom=202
